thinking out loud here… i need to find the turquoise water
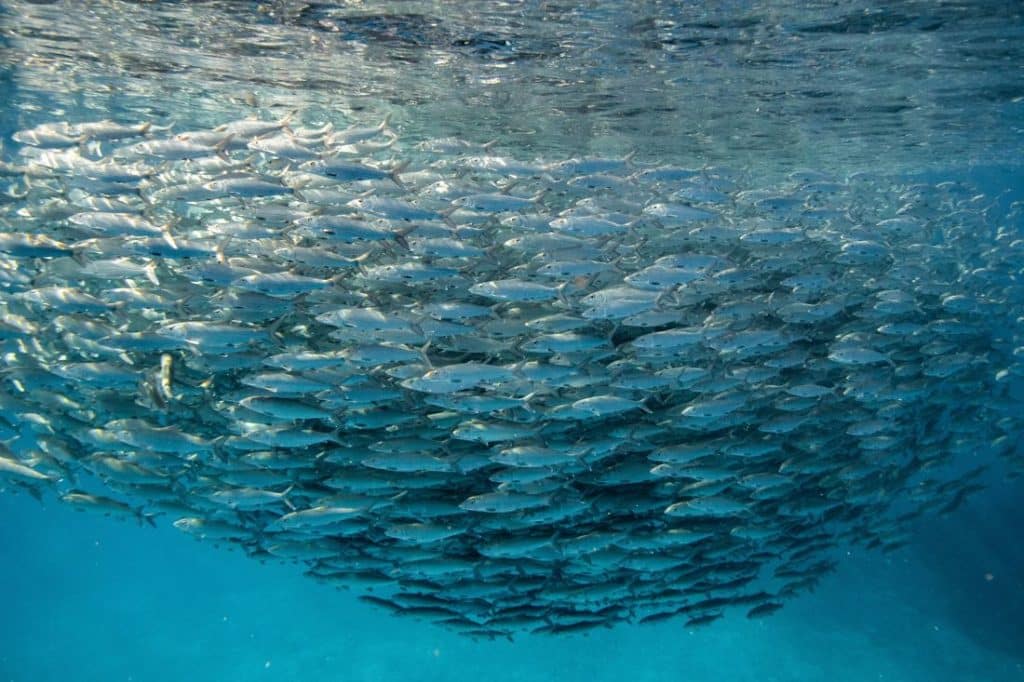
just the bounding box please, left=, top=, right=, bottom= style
left=2, top=2, right=1024, bottom=680
left=2, top=469, right=1022, bottom=681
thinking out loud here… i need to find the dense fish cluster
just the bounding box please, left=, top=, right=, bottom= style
left=1, top=114, right=1022, bottom=637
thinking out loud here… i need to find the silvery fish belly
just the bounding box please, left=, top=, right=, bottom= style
left=1, top=111, right=1023, bottom=640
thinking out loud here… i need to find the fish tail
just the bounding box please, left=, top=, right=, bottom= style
left=135, top=507, right=158, bottom=528
left=149, top=119, right=175, bottom=135
left=6, top=183, right=28, bottom=200
left=281, top=484, right=296, bottom=512
left=418, top=341, right=434, bottom=368
left=70, top=245, right=89, bottom=267
left=214, top=134, right=235, bottom=161
left=280, top=108, right=299, bottom=132
left=389, top=159, right=411, bottom=189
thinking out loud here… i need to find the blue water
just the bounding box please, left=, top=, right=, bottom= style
left=2, top=468, right=1022, bottom=682
left=2, top=1, right=1024, bottom=680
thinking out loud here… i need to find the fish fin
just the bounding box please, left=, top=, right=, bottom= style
left=281, top=484, right=296, bottom=512
left=653, top=288, right=675, bottom=309
left=138, top=509, right=158, bottom=528
left=392, top=226, right=413, bottom=251
left=280, top=109, right=299, bottom=133
left=405, top=319, right=427, bottom=346
left=382, top=490, right=409, bottom=508
left=160, top=224, right=178, bottom=250
left=389, top=159, right=411, bottom=189
left=603, top=255, right=628, bottom=277
left=418, top=341, right=434, bottom=368
left=18, top=481, right=45, bottom=503
left=265, top=312, right=290, bottom=347
left=555, top=281, right=571, bottom=306
left=373, top=129, right=398, bottom=147
left=136, top=182, right=156, bottom=207
left=6, top=183, right=28, bottom=200
left=214, top=134, right=235, bottom=161
left=299, top=121, right=333, bottom=138
left=70, top=246, right=89, bottom=267
left=215, top=237, right=231, bottom=264
left=149, top=119, right=175, bottom=135
left=142, top=261, right=160, bottom=286
left=353, top=256, right=372, bottom=277
left=438, top=205, right=458, bottom=229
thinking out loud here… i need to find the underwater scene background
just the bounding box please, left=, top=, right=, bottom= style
left=1, top=470, right=1023, bottom=681
left=1, top=2, right=1023, bottom=680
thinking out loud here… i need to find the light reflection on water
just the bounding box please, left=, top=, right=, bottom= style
left=1, top=0, right=1022, bottom=174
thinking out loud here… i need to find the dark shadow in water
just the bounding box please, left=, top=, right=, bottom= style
left=910, top=473, right=1024, bottom=661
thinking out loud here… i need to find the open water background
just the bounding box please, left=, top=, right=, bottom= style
left=1, top=464, right=1022, bottom=682
left=1, top=1, right=1023, bottom=680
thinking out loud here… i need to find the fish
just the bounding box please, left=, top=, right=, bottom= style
left=60, top=491, right=157, bottom=527
left=0, top=455, right=56, bottom=481
left=0, top=113, right=1021, bottom=639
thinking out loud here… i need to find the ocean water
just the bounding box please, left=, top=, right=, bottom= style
left=1, top=2, right=1024, bottom=681
left=1, top=468, right=1023, bottom=682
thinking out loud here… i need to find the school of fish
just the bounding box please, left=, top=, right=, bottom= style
left=1, top=113, right=1022, bottom=637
